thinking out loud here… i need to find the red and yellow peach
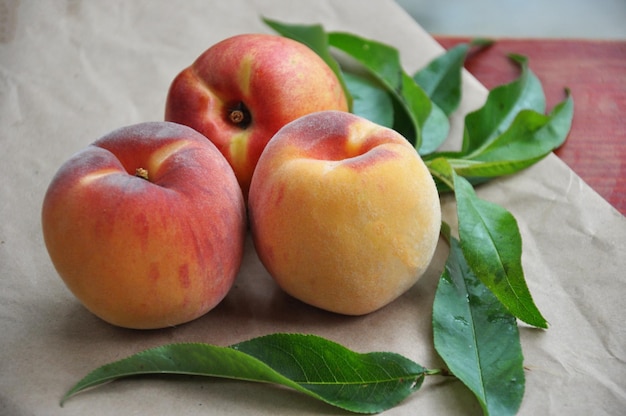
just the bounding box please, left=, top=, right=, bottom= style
left=41, top=121, right=246, bottom=329
left=165, top=33, right=349, bottom=198
left=248, top=111, right=441, bottom=315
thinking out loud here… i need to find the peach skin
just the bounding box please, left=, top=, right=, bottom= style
left=248, top=111, right=441, bottom=315
left=165, top=33, right=349, bottom=198
left=41, top=121, right=246, bottom=329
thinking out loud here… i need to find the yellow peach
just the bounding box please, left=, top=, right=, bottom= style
left=248, top=111, right=441, bottom=315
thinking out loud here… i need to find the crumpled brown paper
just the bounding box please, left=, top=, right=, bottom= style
left=0, top=1, right=624, bottom=415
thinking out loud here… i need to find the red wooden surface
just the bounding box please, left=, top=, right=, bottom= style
left=434, top=37, right=626, bottom=216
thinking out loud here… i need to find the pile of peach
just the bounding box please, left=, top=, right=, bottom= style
left=41, top=34, right=441, bottom=329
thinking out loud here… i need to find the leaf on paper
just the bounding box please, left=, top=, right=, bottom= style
left=433, top=238, right=525, bottom=416
left=453, top=170, right=548, bottom=328
left=61, top=333, right=429, bottom=414
left=433, top=236, right=525, bottom=416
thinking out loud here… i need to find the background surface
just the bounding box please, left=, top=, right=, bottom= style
left=1, top=1, right=625, bottom=415
left=396, top=0, right=626, bottom=39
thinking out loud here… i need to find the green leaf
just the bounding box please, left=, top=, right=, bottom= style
left=433, top=236, right=525, bottom=416
left=61, top=333, right=429, bottom=414
left=328, top=31, right=432, bottom=148
left=465, top=91, right=574, bottom=163
left=415, top=40, right=499, bottom=156
left=413, top=43, right=469, bottom=116
left=262, top=17, right=352, bottom=110
left=426, top=89, right=573, bottom=186
left=397, top=71, right=432, bottom=148
left=426, top=156, right=456, bottom=190
left=265, top=20, right=449, bottom=153
left=343, top=72, right=394, bottom=128
left=464, top=54, right=546, bottom=154
left=453, top=170, right=548, bottom=328
left=419, top=102, right=449, bottom=155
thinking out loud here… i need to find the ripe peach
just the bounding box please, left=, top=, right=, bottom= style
left=41, top=122, right=246, bottom=329
left=164, top=33, right=349, bottom=198
left=248, top=111, right=441, bottom=315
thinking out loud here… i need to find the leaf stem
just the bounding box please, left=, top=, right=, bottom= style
left=424, top=368, right=456, bottom=377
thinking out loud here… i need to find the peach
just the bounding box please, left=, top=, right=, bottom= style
left=248, top=111, right=441, bottom=315
left=164, top=33, right=349, bottom=198
left=41, top=121, right=246, bottom=329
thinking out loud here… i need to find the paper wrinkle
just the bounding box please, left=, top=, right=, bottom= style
left=0, top=70, right=24, bottom=126
left=1, top=1, right=626, bottom=415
